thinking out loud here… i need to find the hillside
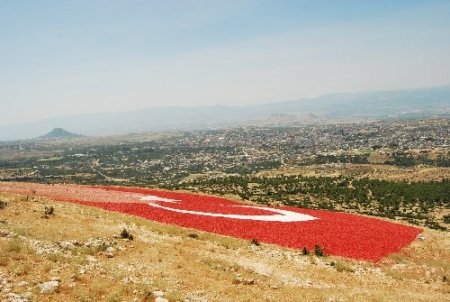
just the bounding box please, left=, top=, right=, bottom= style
left=0, top=187, right=449, bottom=302
left=1, top=85, right=449, bottom=141
left=38, top=128, right=82, bottom=140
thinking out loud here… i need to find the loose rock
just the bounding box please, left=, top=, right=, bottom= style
left=152, top=290, right=165, bottom=297
left=105, top=246, right=116, bottom=258
left=38, top=280, right=60, bottom=294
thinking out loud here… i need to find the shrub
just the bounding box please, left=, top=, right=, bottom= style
left=250, top=238, right=260, bottom=246
left=302, top=247, right=309, bottom=255
left=45, top=206, right=54, bottom=215
left=0, top=200, right=7, bottom=209
left=425, top=219, right=447, bottom=231
left=443, top=215, right=450, bottom=224
left=42, top=206, right=55, bottom=219
left=120, top=229, right=133, bottom=240
left=314, top=244, right=325, bottom=257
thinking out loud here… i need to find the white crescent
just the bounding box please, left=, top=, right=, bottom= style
left=140, top=195, right=317, bottom=222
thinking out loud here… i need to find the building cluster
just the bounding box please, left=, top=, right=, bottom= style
left=0, top=119, right=448, bottom=184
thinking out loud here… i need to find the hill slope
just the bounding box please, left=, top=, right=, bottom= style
left=38, top=128, right=83, bottom=139
left=0, top=187, right=449, bottom=302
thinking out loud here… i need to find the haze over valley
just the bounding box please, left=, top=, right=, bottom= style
left=1, top=85, right=449, bottom=141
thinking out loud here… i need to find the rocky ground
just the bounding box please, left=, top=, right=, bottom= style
left=0, top=190, right=449, bottom=302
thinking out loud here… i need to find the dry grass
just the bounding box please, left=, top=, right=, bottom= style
left=0, top=192, right=449, bottom=302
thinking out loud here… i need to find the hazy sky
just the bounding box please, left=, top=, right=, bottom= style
left=1, top=0, right=450, bottom=126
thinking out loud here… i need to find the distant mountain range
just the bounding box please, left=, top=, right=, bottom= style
left=1, top=85, right=449, bottom=141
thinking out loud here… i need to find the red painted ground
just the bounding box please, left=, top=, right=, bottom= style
left=0, top=183, right=422, bottom=261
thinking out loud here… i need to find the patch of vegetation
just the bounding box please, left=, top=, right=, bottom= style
left=302, top=154, right=370, bottom=165
left=250, top=238, right=260, bottom=246
left=45, top=206, right=54, bottom=215
left=174, top=175, right=450, bottom=229
left=424, top=219, right=448, bottom=231
left=314, top=244, right=325, bottom=257
left=390, top=152, right=450, bottom=167
left=120, top=228, right=134, bottom=240
left=188, top=233, right=199, bottom=239
left=42, top=206, right=55, bottom=219
left=0, top=200, right=7, bottom=209
left=443, top=215, right=450, bottom=224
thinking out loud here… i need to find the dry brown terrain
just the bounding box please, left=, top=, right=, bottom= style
left=0, top=190, right=449, bottom=302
